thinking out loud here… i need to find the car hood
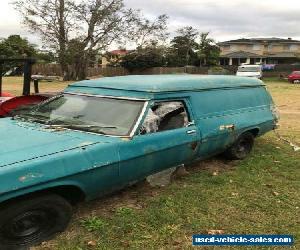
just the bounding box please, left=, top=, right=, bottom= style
left=0, top=118, right=121, bottom=167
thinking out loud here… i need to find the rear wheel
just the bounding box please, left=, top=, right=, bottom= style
left=0, top=194, right=72, bottom=248
left=224, top=132, right=254, bottom=160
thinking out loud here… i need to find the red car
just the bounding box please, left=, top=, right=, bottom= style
left=288, top=71, right=300, bottom=83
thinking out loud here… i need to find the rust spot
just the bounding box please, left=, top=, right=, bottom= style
left=190, top=142, right=198, bottom=151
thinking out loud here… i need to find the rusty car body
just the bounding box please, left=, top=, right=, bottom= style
left=0, top=75, right=278, bottom=248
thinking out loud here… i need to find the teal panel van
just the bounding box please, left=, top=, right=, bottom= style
left=0, top=75, right=278, bottom=248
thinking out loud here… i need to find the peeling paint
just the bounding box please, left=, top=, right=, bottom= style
left=19, top=173, right=44, bottom=183
left=219, top=124, right=235, bottom=131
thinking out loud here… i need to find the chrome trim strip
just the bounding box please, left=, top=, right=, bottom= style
left=64, top=92, right=149, bottom=101
left=129, top=101, right=149, bottom=138
left=45, top=127, right=127, bottom=138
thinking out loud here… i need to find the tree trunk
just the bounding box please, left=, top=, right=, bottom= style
left=59, top=56, right=71, bottom=80
left=77, top=62, right=88, bottom=80
left=75, top=53, right=89, bottom=80
left=57, top=0, right=70, bottom=80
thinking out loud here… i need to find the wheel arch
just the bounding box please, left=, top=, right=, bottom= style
left=247, top=127, right=260, bottom=137
left=0, top=182, right=87, bottom=207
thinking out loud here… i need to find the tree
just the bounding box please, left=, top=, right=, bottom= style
left=64, top=38, right=98, bottom=79
left=14, top=0, right=168, bottom=80
left=121, top=43, right=166, bottom=70
left=129, top=14, right=169, bottom=48
left=0, top=35, right=37, bottom=72
left=14, top=0, right=74, bottom=79
left=0, top=35, right=36, bottom=58
left=197, top=32, right=220, bottom=66
left=35, top=50, right=56, bottom=64
left=167, top=26, right=199, bottom=66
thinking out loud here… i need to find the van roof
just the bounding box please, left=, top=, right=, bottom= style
left=69, top=75, right=264, bottom=93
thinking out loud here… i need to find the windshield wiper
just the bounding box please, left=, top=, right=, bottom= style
left=45, top=124, right=117, bottom=129
left=13, top=113, right=48, bottom=123
left=44, top=124, right=117, bottom=134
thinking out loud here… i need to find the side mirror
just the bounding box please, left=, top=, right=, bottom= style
left=186, top=121, right=195, bottom=127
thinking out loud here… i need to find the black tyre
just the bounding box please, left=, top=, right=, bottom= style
left=0, top=194, right=72, bottom=249
left=224, top=132, right=254, bottom=160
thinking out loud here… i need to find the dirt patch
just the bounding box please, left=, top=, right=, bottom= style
left=267, top=82, right=300, bottom=144
left=187, top=158, right=236, bottom=174
left=279, top=110, right=300, bottom=114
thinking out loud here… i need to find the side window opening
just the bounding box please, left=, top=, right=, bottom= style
left=139, top=101, right=190, bottom=135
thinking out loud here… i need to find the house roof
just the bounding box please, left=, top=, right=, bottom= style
left=109, top=50, right=132, bottom=56
left=67, top=75, right=264, bottom=94
left=221, top=51, right=265, bottom=58
left=219, top=37, right=300, bottom=45
left=267, top=52, right=298, bottom=58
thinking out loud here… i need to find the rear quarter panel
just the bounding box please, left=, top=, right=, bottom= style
left=189, top=86, right=275, bottom=157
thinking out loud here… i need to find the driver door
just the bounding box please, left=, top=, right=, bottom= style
left=118, top=99, right=201, bottom=184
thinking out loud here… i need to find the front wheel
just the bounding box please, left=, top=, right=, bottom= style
left=0, top=194, right=72, bottom=248
left=224, top=132, right=254, bottom=160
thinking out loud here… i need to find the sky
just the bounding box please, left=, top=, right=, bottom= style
left=1, top=0, right=300, bottom=47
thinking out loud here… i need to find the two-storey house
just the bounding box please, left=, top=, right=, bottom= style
left=218, top=38, right=300, bottom=65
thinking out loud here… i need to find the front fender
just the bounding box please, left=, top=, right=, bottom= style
left=0, top=142, right=120, bottom=203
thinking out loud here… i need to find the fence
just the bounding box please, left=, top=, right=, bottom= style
left=32, top=64, right=63, bottom=76
left=32, top=64, right=300, bottom=78
left=32, top=64, right=236, bottom=77
left=263, top=64, right=300, bottom=77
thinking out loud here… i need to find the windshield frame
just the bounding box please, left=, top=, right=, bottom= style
left=18, top=92, right=149, bottom=138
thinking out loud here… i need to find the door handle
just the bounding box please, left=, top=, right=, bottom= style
left=187, top=129, right=197, bottom=134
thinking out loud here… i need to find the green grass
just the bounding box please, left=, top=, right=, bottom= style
left=40, top=134, right=299, bottom=250
left=262, top=77, right=287, bottom=83
left=1, top=76, right=70, bottom=95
